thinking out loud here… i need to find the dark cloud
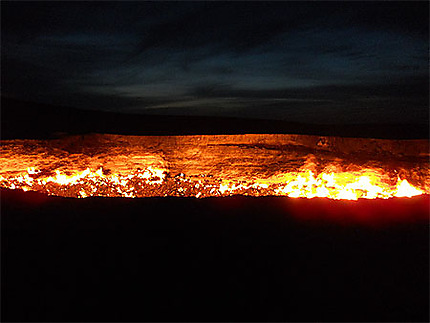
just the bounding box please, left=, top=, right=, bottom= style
left=130, top=2, right=428, bottom=54
left=189, top=80, right=429, bottom=101
left=1, top=1, right=428, bottom=124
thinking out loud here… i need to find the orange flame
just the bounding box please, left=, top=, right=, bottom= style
left=0, top=166, right=425, bottom=200
left=1, top=134, right=428, bottom=200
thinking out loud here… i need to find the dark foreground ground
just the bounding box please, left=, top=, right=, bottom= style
left=1, top=189, right=429, bottom=322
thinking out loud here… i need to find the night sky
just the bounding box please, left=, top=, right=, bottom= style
left=2, top=1, right=429, bottom=124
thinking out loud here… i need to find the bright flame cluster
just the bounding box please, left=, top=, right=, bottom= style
left=0, top=166, right=425, bottom=200
left=220, top=170, right=424, bottom=200
left=0, top=167, right=166, bottom=198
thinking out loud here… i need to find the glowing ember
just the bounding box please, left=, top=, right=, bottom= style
left=1, top=134, right=428, bottom=200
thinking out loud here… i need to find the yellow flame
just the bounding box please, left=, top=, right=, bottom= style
left=395, top=178, right=424, bottom=198
left=0, top=166, right=426, bottom=200
left=219, top=170, right=424, bottom=200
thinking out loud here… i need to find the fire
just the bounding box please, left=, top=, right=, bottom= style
left=0, top=134, right=428, bottom=200
left=395, top=178, right=424, bottom=198
left=0, top=166, right=167, bottom=198
left=0, top=166, right=425, bottom=200
left=218, top=170, right=424, bottom=200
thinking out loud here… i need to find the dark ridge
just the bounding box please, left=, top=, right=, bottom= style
left=1, top=97, right=428, bottom=140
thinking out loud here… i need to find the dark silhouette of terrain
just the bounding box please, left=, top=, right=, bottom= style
left=2, top=97, right=428, bottom=139
left=1, top=189, right=429, bottom=322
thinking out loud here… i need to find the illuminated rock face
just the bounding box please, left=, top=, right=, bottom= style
left=0, top=134, right=428, bottom=199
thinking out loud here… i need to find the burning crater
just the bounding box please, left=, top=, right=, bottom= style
left=1, top=133, right=428, bottom=201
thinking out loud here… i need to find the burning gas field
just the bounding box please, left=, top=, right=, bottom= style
left=1, top=133, right=428, bottom=200
left=2, top=2, right=429, bottom=322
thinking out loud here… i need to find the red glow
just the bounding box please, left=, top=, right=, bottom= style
left=285, top=194, right=429, bottom=226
